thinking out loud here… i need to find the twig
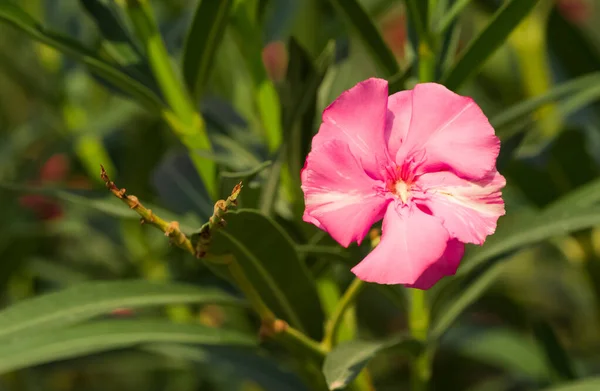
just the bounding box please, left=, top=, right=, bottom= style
left=100, top=165, right=195, bottom=255
left=192, top=182, right=242, bottom=258
left=100, top=166, right=327, bottom=364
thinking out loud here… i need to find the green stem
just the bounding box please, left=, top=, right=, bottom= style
left=322, top=278, right=366, bottom=350
left=277, top=323, right=329, bottom=364
left=437, top=0, right=473, bottom=34
left=405, top=0, right=428, bottom=44
left=409, top=289, right=431, bottom=391
left=418, top=43, right=436, bottom=84
left=228, top=256, right=327, bottom=363
left=102, top=168, right=325, bottom=365
left=120, top=0, right=215, bottom=198
left=428, top=0, right=438, bottom=27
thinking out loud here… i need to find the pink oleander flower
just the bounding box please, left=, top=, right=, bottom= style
left=301, top=79, right=506, bottom=289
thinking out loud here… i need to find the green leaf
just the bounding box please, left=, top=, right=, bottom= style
left=436, top=0, right=473, bottom=34
left=230, top=1, right=282, bottom=152
left=404, top=0, right=428, bottom=39
left=0, top=320, right=255, bottom=374
left=459, top=205, right=600, bottom=277
left=0, top=280, right=241, bottom=340
left=548, top=8, right=600, bottom=78
left=430, top=261, right=505, bottom=340
left=545, top=177, right=600, bottom=214
left=542, top=377, right=600, bottom=391
left=0, top=183, right=198, bottom=231
left=0, top=2, right=164, bottom=111
left=447, top=327, right=550, bottom=380
left=322, top=335, right=422, bottom=390
left=209, top=209, right=325, bottom=339
left=326, top=0, right=399, bottom=78
left=442, top=0, right=541, bottom=91
left=219, top=160, right=272, bottom=208
left=1, top=182, right=136, bottom=218
left=182, top=0, right=233, bottom=98
left=492, top=72, right=600, bottom=131
left=79, top=0, right=142, bottom=66
left=532, top=319, right=577, bottom=381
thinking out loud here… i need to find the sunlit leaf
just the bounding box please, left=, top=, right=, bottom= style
left=0, top=280, right=242, bottom=340
left=205, top=209, right=325, bottom=339
left=445, top=327, right=550, bottom=380
left=532, top=319, right=577, bottom=381
left=230, top=1, right=282, bottom=152
left=0, top=2, right=164, bottom=110
left=492, top=72, right=600, bottom=131
left=542, top=377, right=600, bottom=390
left=219, top=160, right=272, bottom=208
left=0, top=320, right=255, bottom=374
left=322, top=335, right=421, bottom=390
left=443, top=0, right=541, bottom=90
left=430, top=261, right=505, bottom=340
left=182, top=0, right=233, bottom=98
left=326, top=0, right=399, bottom=78
left=459, top=205, right=600, bottom=276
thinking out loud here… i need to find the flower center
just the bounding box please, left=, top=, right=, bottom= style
left=393, top=180, right=411, bottom=204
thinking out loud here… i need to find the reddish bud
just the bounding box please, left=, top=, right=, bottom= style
left=262, top=41, right=288, bottom=83
left=557, top=0, right=591, bottom=24
left=19, top=194, right=63, bottom=220
left=40, top=154, right=70, bottom=183
left=111, top=308, right=135, bottom=317
left=381, top=13, right=407, bottom=60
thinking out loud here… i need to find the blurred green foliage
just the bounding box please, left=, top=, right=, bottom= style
left=1, top=0, right=600, bottom=390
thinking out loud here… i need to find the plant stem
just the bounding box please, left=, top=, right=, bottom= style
left=101, top=167, right=326, bottom=366
left=322, top=278, right=366, bottom=350
left=418, top=42, right=436, bottom=84
left=101, top=165, right=195, bottom=255
left=277, top=322, right=329, bottom=363
left=120, top=0, right=216, bottom=197
left=437, top=0, right=473, bottom=34
left=409, top=289, right=431, bottom=391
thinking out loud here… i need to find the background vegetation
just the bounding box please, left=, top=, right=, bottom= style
left=1, top=0, right=600, bottom=390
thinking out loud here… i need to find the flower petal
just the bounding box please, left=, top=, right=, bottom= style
left=351, top=202, right=454, bottom=287
left=385, top=90, right=413, bottom=160
left=395, top=83, right=500, bottom=179
left=404, top=239, right=464, bottom=290
left=312, top=78, right=391, bottom=178
left=416, top=170, right=506, bottom=245
left=301, top=140, right=390, bottom=247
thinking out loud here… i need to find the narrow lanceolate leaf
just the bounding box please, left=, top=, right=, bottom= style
left=0, top=280, right=241, bottom=340
left=79, top=0, right=143, bottom=66
left=0, top=320, right=256, bottom=374
left=437, top=0, right=473, bottom=34
left=545, top=177, right=600, bottom=214
left=218, top=160, right=272, bottom=208
left=0, top=183, right=195, bottom=231
left=327, top=0, right=399, bottom=78
left=230, top=2, right=282, bottom=152
left=459, top=205, right=600, bottom=276
left=0, top=2, right=163, bottom=111
left=442, top=0, right=541, bottom=90
left=182, top=0, right=232, bottom=98
left=447, top=327, right=551, bottom=380
left=430, top=261, right=505, bottom=340
left=431, top=178, right=600, bottom=339
left=542, top=377, right=600, bottom=391
left=322, top=336, right=422, bottom=390
left=532, top=320, right=578, bottom=381
left=209, top=209, right=325, bottom=340
left=78, top=0, right=158, bottom=91
left=491, top=72, right=600, bottom=130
